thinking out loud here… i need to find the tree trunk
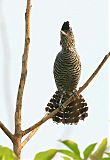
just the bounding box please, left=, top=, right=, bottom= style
left=13, top=137, right=21, bottom=160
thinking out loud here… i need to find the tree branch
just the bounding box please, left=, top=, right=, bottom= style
left=21, top=127, right=39, bottom=149
left=0, top=121, right=14, bottom=142
left=22, top=109, right=60, bottom=136
left=78, top=52, right=110, bottom=94
left=13, top=1, right=32, bottom=159
left=21, top=52, right=110, bottom=137
left=15, top=0, right=31, bottom=134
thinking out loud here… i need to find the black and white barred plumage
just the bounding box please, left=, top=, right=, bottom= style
left=45, top=21, right=88, bottom=124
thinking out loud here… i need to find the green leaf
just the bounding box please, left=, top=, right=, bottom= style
left=59, top=140, right=80, bottom=156
left=0, top=146, right=17, bottom=160
left=100, top=158, right=110, bottom=160
left=34, top=149, right=57, bottom=160
left=58, top=149, right=82, bottom=160
left=90, top=138, right=107, bottom=160
left=62, top=156, right=71, bottom=160
left=104, top=152, right=110, bottom=157
left=34, top=149, right=82, bottom=160
left=83, top=143, right=97, bottom=159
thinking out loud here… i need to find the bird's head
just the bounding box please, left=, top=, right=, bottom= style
left=60, top=21, right=75, bottom=50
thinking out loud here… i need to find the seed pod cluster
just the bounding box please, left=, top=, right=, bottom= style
left=45, top=91, right=88, bottom=125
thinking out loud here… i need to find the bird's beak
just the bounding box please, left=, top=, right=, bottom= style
left=60, top=30, right=68, bottom=37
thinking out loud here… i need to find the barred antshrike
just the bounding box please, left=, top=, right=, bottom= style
left=45, top=21, right=88, bottom=124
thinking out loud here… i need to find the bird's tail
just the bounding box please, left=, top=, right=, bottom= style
left=45, top=90, right=88, bottom=125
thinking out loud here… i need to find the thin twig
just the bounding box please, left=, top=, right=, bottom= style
left=78, top=52, right=110, bottom=94
left=22, top=52, right=110, bottom=137
left=15, top=0, right=31, bottom=134
left=0, top=121, right=14, bottom=142
left=22, top=109, right=60, bottom=136
left=21, top=114, right=50, bottom=148
left=21, top=127, right=40, bottom=149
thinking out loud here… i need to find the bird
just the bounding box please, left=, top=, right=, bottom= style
left=45, top=21, right=88, bottom=125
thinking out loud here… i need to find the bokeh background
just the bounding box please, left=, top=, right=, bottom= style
left=0, top=0, right=109, bottom=159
